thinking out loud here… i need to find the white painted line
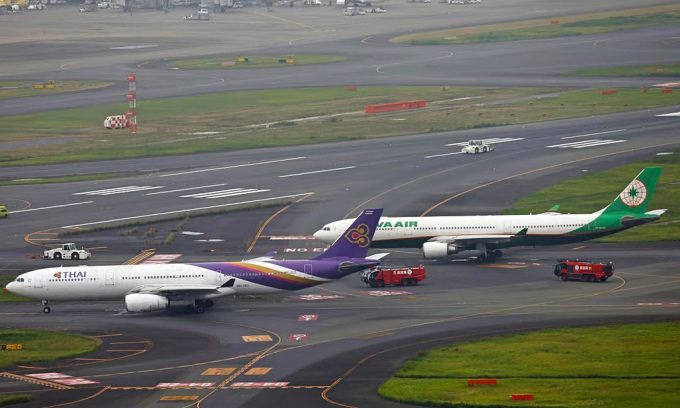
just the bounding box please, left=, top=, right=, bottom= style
left=62, top=193, right=314, bottom=228
left=445, top=137, right=524, bottom=146
left=546, top=139, right=626, bottom=148
left=74, top=186, right=163, bottom=196
left=160, top=157, right=306, bottom=177
left=560, top=129, right=626, bottom=139
left=181, top=188, right=270, bottom=199
left=12, top=201, right=93, bottom=214
left=278, top=166, right=355, bottom=178
left=570, top=140, right=626, bottom=149
left=425, top=152, right=463, bottom=159
left=146, top=183, right=228, bottom=195
left=656, top=112, right=680, bottom=117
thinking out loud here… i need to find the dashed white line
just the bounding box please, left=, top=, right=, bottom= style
left=146, top=183, right=228, bottom=196
left=560, top=129, right=627, bottom=139
left=160, top=157, right=306, bottom=177
left=12, top=201, right=93, bottom=213
left=278, top=167, right=355, bottom=178
left=62, top=193, right=314, bottom=228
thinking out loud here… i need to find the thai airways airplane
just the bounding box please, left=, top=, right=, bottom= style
left=314, top=168, right=665, bottom=263
left=6, top=209, right=384, bottom=314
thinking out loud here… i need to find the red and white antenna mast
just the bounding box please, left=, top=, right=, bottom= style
left=126, top=73, right=137, bottom=133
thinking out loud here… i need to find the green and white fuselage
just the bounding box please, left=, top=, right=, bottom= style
left=313, top=168, right=665, bottom=262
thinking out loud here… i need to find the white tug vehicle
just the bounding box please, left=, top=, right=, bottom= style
left=44, top=243, right=92, bottom=260
left=461, top=139, right=494, bottom=154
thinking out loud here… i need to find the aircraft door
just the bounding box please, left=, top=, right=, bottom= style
left=34, top=271, right=43, bottom=288
left=304, top=264, right=313, bottom=276
left=105, top=271, right=115, bottom=286
left=504, top=219, right=513, bottom=234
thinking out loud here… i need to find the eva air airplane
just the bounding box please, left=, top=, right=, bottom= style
left=314, top=168, right=665, bottom=263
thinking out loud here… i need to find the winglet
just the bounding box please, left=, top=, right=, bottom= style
left=515, top=228, right=528, bottom=236
left=311, top=209, right=383, bottom=260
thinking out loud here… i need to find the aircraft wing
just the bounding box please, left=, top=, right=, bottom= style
left=128, top=279, right=237, bottom=296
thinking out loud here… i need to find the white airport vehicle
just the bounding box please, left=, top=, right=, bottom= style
left=461, top=139, right=493, bottom=154
left=370, top=6, right=386, bottom=12
left=44, top=243, right=92, bottom=261
left=315, top=168, right=665, bottom=263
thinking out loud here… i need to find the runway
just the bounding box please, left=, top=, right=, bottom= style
left=1, top=0, right=680, bottom=407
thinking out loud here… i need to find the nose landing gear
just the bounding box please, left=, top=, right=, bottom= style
left=42, top=299, right=51, bottom=314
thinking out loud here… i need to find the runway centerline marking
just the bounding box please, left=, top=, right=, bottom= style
left=560, top=129, right=627, bottom=139
left=145, top=183, right=228, bottom=195
left=61, top=193, right=314, bottom=228
left=159, top=157, right=305, bottom=177
left=278, top=166, right=355, bottom=178
left=425, top=152, right=463, bottom=159
left=11, top=202, right=92, bottom=213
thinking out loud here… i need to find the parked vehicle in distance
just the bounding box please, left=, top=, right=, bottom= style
left=361, top=265, right=426, bottom=287
left=553, top=260, right=614, bottom=282
left=44, top=243, right=92, bottom=260
left=370, top=6, right=386, bottom=12
left=0, top=205, right=8, bottom=218
left=461, top=139, right=493, bottom=154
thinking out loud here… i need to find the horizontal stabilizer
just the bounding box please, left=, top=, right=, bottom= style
left=366, top=253, right=390, bottom=260
left=620, top=210, right=666, bottom=227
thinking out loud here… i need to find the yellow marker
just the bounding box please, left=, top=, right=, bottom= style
left=242, top=335, right=273, bottom=342
left=202, top=368, right=236, bottom=376
left=159, top=396, right=198, bottom=401
left=245, top=367, right=271, bottom=375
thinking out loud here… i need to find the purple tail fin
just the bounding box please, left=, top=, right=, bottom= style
left=311, top=209, right=383, bottom=260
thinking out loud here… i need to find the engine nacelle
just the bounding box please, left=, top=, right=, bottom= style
left=125, top=293, right=169, bottom=313
left=422, top=242, right=458, bottom=259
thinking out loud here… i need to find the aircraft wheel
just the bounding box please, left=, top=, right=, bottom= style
left=43, top=306, right=51, bottom=314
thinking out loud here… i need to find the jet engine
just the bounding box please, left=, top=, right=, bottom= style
left=422, top=242, right=458, bottom=259
left=125, top=293, right=169, bottom=312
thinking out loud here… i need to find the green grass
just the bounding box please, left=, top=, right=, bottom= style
left=379, top=322, right=680, bottom=408
left=0, top=80, right=113, bottom=101
left=0, top=395, right=33, bottom=406
left=567, top=63, right=680, bottom=77
left=0, top=329, right=102, bottom=367
left=0, top=276, right=31, bottom=302
left=502, top=153, right=680, bottom=242
left=2, top=86, right=680, bottom=168
left=167, top=54, right=347, bottom=69
left=0, top=172, right=129, bottom=186
left=392, top=4, right=680, bottom=45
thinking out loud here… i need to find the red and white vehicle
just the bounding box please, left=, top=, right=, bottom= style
left=553, top=260, right=614, bottom=282
left=360, top=265, right=426, bottom=287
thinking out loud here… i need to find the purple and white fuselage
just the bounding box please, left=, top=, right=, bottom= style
left=6, top=209, right=384, bottom=314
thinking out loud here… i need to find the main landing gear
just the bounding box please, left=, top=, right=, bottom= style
left=476, top=250, right=503, bottom=263
left=42, top=299, right=51, bottom=314
left=184, top=299, right=215, bottom=314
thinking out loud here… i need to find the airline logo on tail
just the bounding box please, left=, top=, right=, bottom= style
left=619, top=179, right=647, bottom=207
left=345, top=224, right=370, bottom=247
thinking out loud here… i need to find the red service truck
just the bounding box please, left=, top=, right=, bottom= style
left=553, top=260, right=614, bottom=282
left=360, top=266, right=426, bottom=287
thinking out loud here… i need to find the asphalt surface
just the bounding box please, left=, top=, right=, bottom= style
left=1, top=1, right=680, bottom=407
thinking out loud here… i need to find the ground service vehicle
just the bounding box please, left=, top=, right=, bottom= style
left=44, top=243, right=92, bottom=260
left=0, top=205, right=8, bottom=218
left=361, top=266, right=426, bottom=287
left=553, top=260, right=614, bottom=282
left=461, top=139, right=493, bottom=154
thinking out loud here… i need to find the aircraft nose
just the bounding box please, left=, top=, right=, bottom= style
left=5, top=282, right=15, bottom=293
left=313, top=230, right=323, bottom=240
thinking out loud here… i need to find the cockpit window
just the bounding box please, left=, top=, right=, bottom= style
left=16, top=278, right=24, bottom=282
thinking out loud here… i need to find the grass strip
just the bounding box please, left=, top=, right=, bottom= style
left=0, top=80, right=113, bottom=101
left=501, top=152, right=680, bottom=242
left=392, top=4, right=680, bottom=45
left=2, top=86, right=679, bottom=168
left=379, top=322, right=680, bottom=408
left=0, top=329, right=102, bottom=367
left=167, top=54, right=347, bottom=69
left=566, top=63, right=680, bottom=77
left=0, top=395, right=33, bottom=406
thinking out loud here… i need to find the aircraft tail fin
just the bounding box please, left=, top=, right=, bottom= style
left=599, top=167, right=662, bottom=215
left=312, top=209, right=383, bottom=260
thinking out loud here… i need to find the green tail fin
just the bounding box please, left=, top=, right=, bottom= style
left=600, top=167, right=662, bottom=215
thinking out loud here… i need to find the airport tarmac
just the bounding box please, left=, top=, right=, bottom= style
left=1, top=0, right=680, bottom=406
